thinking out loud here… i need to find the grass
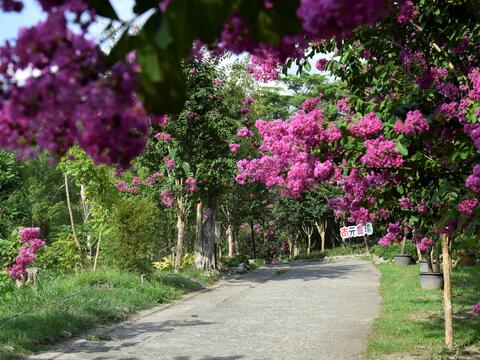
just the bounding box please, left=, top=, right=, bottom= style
left=365, top=263, right=480, bottom=359
left=293, top=244, right=367, bottom=261
left=0, top=267, right=217, bottom=360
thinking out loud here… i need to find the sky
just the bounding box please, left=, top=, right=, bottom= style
left=0, top=0, right=136, bottom=44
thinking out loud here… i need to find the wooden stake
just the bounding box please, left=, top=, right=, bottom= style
left=441, top=234, right=454, bottom=349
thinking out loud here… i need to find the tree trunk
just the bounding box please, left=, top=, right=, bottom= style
left=194, top=201, right=204, bottom=269
left=315, top=220, right=327, bottom=252
left=250, top=221, right=257, bottom=258
left=203, top=199, right=216, bottom=270
left=174, top=210, right=186, bottom=273
left=227, top=224, right=235, bottom=257
left=363, top=235, right=370, bottom=254
left=64, top=174, right=83, bottom=269
left=79, top=184, right=93, bottom=261
left=93, top=233, right=101, bottom=271
left=401, top=236, right=407, bottom=255
left=441, top=234, right=454, bottom=349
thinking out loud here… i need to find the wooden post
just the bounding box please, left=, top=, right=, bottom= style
left=441, top=234, right=454, bottom=349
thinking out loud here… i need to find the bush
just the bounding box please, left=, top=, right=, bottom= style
left=370, top=242, right=418, bottom=260
left=37, top=232, right=82, bottom=274
left=152, top=253, right=194, bottom=271
left=103, top=197, right=160, bottom=273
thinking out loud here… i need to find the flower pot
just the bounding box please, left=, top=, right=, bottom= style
left=457, top=252, right=476, bottom=266
left=394, top=254, right=413, bottom=265
left=418, top=260, right=440, bottom=273
left=419, top=272, right=443, bottom=290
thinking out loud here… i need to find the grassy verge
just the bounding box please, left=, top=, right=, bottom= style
left=365, top=263, right=480, bottom=359
left=0, top=267, right=217, bottom=359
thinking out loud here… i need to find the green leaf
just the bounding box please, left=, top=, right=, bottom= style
left=395, top=142, right=409, bottom=156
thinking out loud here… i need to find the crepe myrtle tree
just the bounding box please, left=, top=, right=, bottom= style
left=138, top=58, right=247, bottom=271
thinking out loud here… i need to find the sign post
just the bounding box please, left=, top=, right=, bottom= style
left=339, top=223, right=373, bottom=252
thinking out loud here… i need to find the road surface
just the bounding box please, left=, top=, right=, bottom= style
left=31, top=259, right=381, bottom=360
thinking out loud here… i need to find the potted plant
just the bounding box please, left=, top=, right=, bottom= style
left=455, top=234, right=478, bottom=266
left=415, top=234, right=443, bottom=290
left=394, top=224, right=413, bottom=265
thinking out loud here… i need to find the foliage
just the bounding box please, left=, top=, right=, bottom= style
left=37, top=232, right=83, bottom=275
left=152, top=253, right=194, bottom=271
left=103, top=197, right=161, bottom=273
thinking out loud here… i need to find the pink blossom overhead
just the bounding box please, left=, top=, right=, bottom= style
left=165, top=157, right=175, bottom=169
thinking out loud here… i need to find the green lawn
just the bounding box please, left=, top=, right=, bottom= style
left=0, top=268, right=217, bottom=360
left=365, top=263, right=480, bottom=359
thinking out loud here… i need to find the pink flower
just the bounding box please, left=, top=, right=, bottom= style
left=203, top=208, right=213, bottom=218
left=349, top=112, right=383, bottom=137
left=361, top=136, right=404, bottom=168
left=160, top=189, right=174, bottom=207
left=395, top=110, right=429, bottom=135
left=399, top=197, right=412, bottom=209
left=116, top=181, right=128, bottom=192
left=458, top=198, right=479, bottom=216
left=185, top=177, right=198, bottom=192
left=315, top=58, right=327, bottom=71
left=471, top=302, right=480, bottom=317
left=237, top=127, right=253, bottom=138
left=165, top=157, right=175, bottom=169
left=396, top=0, right=419, bottom=23
left=132, top=176, right=141, bottom=186
left=129, top=187, right=137, bottom=194
left=154, top=132, right=172, bottom=141
left=230, top=143, right=240, bottom=153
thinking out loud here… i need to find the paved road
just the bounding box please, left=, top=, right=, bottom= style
left=31, top=260, right=381, bottom=360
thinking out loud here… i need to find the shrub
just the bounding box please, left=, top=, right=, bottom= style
left=37, top=232, right=82, bottom=274
left=103, top=197, right=160, bottom=273
left=152, top=253, right=195, bottom=271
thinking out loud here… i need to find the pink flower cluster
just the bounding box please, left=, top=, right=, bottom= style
left=348, top=112, right=383, bottom=137
left=361, top=136, right=404, bottom=168
left=466, top=165, right=480, bottom=192
left=236, top=102, right=339, bottom=197
left=5, top=227, right=45, bottom=280
left=247, top=54, right=280, bottom=82
left=230, top=143, right=240, bottom=153
left=165, top=157, right=175, bottom=169
left=394, top=110, right=429, bottom=135
left=399, top=197, right=412, bottom=209
left=184, top=177, right=198, bottom=192
left=458, top=198, right=479, bottom=216
left=315, top=58, right=327, bottom=71
left=471, top=301, right=480, bottom=317
left=240, top=97, right=256, bottom=115
left=160, top=189, right=174, bottom=207
left=378, top=222, right=403, bottom=246
left=413, top=234, right=434, bottom=252
left=237, top=127, right=253, bottom=138
left=396, top=0, right=418, bottom=23
left=145, top=172, right=163, bottom=185
left=154, top=132, right=172, bottom=141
